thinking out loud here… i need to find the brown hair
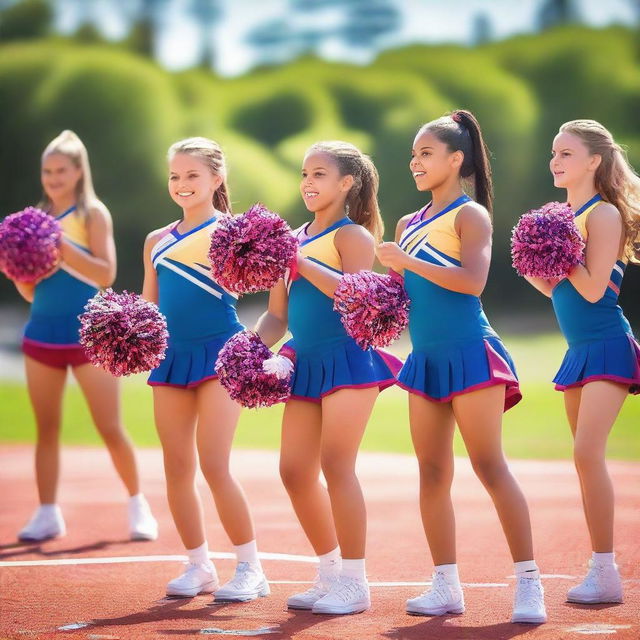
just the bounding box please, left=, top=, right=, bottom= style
left=418, top=109, right=494, bottom=213
left=307, top=141, right=384, bottom=242
left=559, top=119, right=640, bottom=263
left=168, top=137, right=231, bottom=213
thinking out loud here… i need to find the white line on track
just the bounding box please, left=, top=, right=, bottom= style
left=0, top=551, right=316, bottom=568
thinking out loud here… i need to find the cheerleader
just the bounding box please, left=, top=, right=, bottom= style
left=377, top=111, right=546, bottom=624
left=14, top=130, right=157, bottom=543
left=142, top=138, right=268, bottom=601
left=255, top=141, right=400, bottom=614
left=526, top=119, right=640, bottom=604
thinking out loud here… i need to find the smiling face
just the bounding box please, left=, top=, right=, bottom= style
left=410, top=129, right=462, bottom=192
left=300, top=151, right=353, bottom=214
left=550, top=131, right=601, bottom=189
left=168, top=152, right=222, bottom=211
left=41, top=153, right=82, bottom=203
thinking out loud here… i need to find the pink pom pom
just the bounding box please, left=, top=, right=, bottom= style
left=79, top=289, right=168, bottom=377
left=333, top=271, right=410, bottom=350
left=511, top=202, right=585, bottom=278
left=0, top=207, right=61, bottom=282
left=208, top=203, right=298, bottom=294
left=215, top=330, right=292, bottom=408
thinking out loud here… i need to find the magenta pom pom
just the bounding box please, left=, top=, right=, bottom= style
left=511, top=202, right=585, bottom=278
left=208, top=203, right=298, bottom=294
left=79, top=289, right=168, bottom=377
left=0, top=207, right=61, bottom=282
left=333, top=271, right=410, bottom=350
left=215, top=330, right=292, bottom=408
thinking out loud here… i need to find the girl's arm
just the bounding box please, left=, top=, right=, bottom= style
left=14, top=281, right=36, bottom=303
left=566, top=204, right=623, bottom=303
left=376, top=203, right=491, bottom=296
left=524, top=276, right=556, bottom=298
left=60, top=204, right=117, bottom=287
left=141, top=230, right=162, bottom=304
left=254, top=279, right=289, bottom=348
left=296, top=224, right=375, bottom=298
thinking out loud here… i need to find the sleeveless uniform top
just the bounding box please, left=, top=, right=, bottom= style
left=551, top=194, right=632, bottom=345
left=550, top=194, right=640, bottom=393
left=148, top=215, right=244, bottom=388
left=283, top=216, right=400, bottom=401
left=398, top=194, right=497, bottom=350
left=287, top=217, right=354, bottom=352
left=396, top=195, right=521, bottom=410
left=150, top=215, right=242, bottom=344
left=24, top=205, right=99, bottom=346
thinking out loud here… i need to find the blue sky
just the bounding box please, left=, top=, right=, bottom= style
left=54, top=0, right=637, bottom=76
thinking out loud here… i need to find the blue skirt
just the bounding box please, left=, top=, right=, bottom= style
left=285, top=338, right=401, bottom=403
left=397, top=336, right=521, bottom=412
left=554, top=333, right=640, bottom=394
left=148, top=327, right=243, bottom=388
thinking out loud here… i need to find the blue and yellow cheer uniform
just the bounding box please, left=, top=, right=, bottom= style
left=285, top=217, right=400, bottom=402
left=148, top=215, right=244, bottom=388
left=22, top=205, right=96, bottom=368
left=551, top=194, right=640, bottom=393
left=397, top=195, right=521, bottom=410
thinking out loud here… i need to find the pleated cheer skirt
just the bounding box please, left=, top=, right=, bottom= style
left=397, top=336, right=522, bottom=412
left=287, top=338, right=402, bottom=403
left=553, top=333, right=640, bottom=394
left=148, top=327, right=242, bottom=388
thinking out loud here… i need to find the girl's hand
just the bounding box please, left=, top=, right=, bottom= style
left=376, top=242, right=408, bottom=271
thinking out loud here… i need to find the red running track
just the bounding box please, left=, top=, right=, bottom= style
left=0, top=446, right=638, bottom=639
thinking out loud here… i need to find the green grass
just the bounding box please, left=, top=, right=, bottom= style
left=1, top=333, right=638, bottom=460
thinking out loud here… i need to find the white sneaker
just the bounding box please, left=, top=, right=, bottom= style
left=214, top=562, right=270, bottom=602
left=406, top=570, right=465, bottom=616
left=166, top=562, right=219, bottom=597
left=567, top=560, right=623, bottom=604
left=312, top=576, right=370, bottom=615
left=128, top=495, right=158, bottom=541
left=18, top=505, right=66, bottom=542
left=287, top=574, right=337, bottom=610
left=511, top=576, right=547, bottom=624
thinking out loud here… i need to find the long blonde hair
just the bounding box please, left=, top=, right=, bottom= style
left=307, top=141, right=384, bottom=242
left=39, top=130, right=100, bottom=216
left=560, top=119, right=640, bottom=263
left=168, top=137, right=231, bottom=213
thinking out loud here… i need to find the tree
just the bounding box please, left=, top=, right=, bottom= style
left=471, top=12, right=493, bottom=46
left=536, top=0, right=581, bottom=31
left=125, top=0, right=169, bottom=58
left=0, top=0, right=53, bottom=41
left=341, top=0, right=401, bottom=48
left=189, top=0, right=223, bottom=69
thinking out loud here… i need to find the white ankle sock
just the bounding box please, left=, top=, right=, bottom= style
left=435, top=563, right=461, bottom=583
left=341, top=558, right=366, bottom=581
left=235, top=539, right=261, bottom=568
left=592, top=551, right=615, bottom=567
left=319, top=547, right=341, bottom=576
left=515, top=560, right=540, bottom=579
left=187, top=541, right=210, bottom=566
left=39, top=504, right=60, bottom=516
left=128, top=493, right=145, bottom=505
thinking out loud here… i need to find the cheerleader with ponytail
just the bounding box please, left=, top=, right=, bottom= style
left=377, top=110, right=546, bottom=624
left=254, top=141, right=400, bottom=615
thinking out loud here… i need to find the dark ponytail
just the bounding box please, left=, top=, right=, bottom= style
left=307, top=141, right=384, bottom=242
left=419, top=109, right=494, bottom=214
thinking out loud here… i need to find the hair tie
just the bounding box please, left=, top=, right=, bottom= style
left=451, top=112, right=462, bottom=123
